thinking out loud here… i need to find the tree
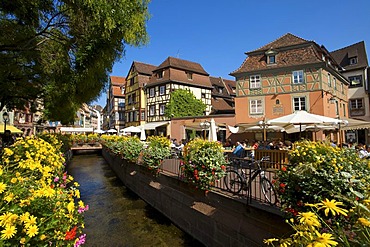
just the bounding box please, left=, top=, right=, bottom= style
left=165, top=89, right=207, bottom=118
left=0, top=0, right=150, bottom=123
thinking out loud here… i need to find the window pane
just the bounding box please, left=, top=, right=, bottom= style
left=250, top=75, right=261, bottom=89
left=159, top=86, right=165, bottom=95
left=250, top=99, right=262, bottom=114
left=293, top=97, right=306, bottom=111
left=293, top=70, right=304, bottom=84
left=268, top=55, right=275, bottom=64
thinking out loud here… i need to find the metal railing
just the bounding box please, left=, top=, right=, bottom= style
left=160, top=156, right=282, bottom=206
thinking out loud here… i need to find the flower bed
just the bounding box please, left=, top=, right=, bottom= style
left=141, top=136, right=171, bottom=174
left=268, top=140, right=370, bottom=246
left=181, top=139, right=227, bottom=191
left=0, top=136, right=87, bottom=246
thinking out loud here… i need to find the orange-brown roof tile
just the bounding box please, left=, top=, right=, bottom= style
left=248, top=33, right=308, bottom=53
left=133, top=61, right=157, bottom=75
left=211, top=98, right=234, bottom=112
left=232, top=45, right=323, bottom=74
left=112, top=85, right=124, bottom=97
left=110, top=76, right=125, bottom=85
left=154, top=57, right=209, bottom=75
left=148, top=57, right=213, bottom=88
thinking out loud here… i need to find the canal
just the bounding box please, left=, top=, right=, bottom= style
left=68, top=152, right=205, bottom=247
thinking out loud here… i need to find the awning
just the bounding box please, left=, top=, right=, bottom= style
left=0, top=124, right=23, bottom=134
left=140, top=121, right=169, bottom=130
left=341, top=118, right=370, bottom=130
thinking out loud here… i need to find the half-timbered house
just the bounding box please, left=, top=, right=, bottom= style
left=106, top=76, right=125, bottom=131
left=145, top=57, right=213, bottom=136
left=125, top=61, right=157, bottom=127
left=230, top=33, right=349, bottom=141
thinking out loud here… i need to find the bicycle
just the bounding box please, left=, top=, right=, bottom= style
left=223, top=156, right=277, bottom=205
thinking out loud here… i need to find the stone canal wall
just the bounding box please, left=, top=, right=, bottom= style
left=102, top=148, right=290, bottom=247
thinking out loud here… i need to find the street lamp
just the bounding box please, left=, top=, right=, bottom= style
left=199, top=120, right=210, bottom=140
left=3, top=112, right=9, bottom=133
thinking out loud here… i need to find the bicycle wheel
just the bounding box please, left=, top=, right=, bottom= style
left=260, top=177, right=278, bottom=205
left=224, top=170, right=243, bottom=194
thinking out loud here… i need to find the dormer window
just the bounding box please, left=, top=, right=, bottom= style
left=157, top=70, right=163, bottom=79
left=186, top=72, right=193, bottom=80
left=265, top=49, right=277, bottom=65
left=218, top=87, right=223, bottom=94
left=349, top=57, right=358, bottom=65
left=268, top=55, right=276, bottom=64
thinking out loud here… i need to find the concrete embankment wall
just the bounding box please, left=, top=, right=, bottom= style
left=102, top=148, right=290, bottom=247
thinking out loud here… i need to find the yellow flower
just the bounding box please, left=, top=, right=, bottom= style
left=263, top=238, right=278, bottom=245
left=298, top=212, right=321, bottom=228
left=10, top=178, right=17, bottom=184
left=316, top=199, right=348, bottom=217
left=67, top=201, right=75, bottom=213
left=20, top=212, right=30, bottom=223
left=40, top=234, right=46, bottom=240
left=358, top=218, right=370, bottom=227
left=4, top=192, right=14, bottom=202
left=24, top=215, right=37, bottom=227
left=20, top=237, right=26, bottom=244
left=26, top=225, right=39, bottom=237
left=1, top=225, right=17, bottom=239
left=0, top=212, right=17, bottom=227
left=313, top=231, right=338, bottom=246
left=0, top=182, right=7, bottom=194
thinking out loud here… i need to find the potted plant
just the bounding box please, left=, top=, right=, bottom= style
left=119, top=136, right=144, bottom=163
left=181, top=139, right=227, bottom=191
left=141, top=136, right=171, bottom=174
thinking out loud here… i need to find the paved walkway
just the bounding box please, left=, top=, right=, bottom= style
left=68, top=153, right=204, bottom=247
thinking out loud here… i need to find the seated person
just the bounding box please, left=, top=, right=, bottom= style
left=232, top=141, right=245, bottom=157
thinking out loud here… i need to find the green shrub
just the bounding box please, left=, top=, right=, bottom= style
left=182, top=139, right=227, bottom=190
left=141, top=136, right=171, bottom=173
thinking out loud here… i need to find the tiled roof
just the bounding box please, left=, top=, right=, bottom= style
left=147, top=57, right=212, bottom=88
left=133, top=61, right=157, bottom=75
left=210, top=76, right=225, bottom=87
left=110, top=76, right=125, bottom=85
left=210, top=76, right=236, bottom=98
left=112, top=84, right=124, bottom=97
left=154, top=57, right=209, bottom=76
left=232, top=45, right=323, bottom=74
left=211, top=98, right=234, bottom=113
left=248, top=33, right=308, bottom=53
left=330, top=41, right=369, bottom=71
left=223, top=78, right=236, bottom=96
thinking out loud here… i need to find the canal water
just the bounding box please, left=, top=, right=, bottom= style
left=68, top=152, right=204, bottom=247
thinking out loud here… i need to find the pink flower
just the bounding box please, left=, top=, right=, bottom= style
left=54, top=177, right=59, bottom=182
left=74, top=234, right=86, bottom=247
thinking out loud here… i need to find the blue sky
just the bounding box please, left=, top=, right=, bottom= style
left=93, top=0, right=370, bottom=106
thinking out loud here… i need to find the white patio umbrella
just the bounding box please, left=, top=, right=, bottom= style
left=268, top=111, right=342, bottom=136
left=208, top=118, right=218, bottom=142
left=95, top=129, right=105, bottom=134
left=140, top=127, right=146, bottom=141
left=107, top=129, right=117, bottom=133
left=121, top=126, right=141, bottom=133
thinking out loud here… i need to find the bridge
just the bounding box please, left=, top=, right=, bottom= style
left=70, top=144, right=103, bottom=153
